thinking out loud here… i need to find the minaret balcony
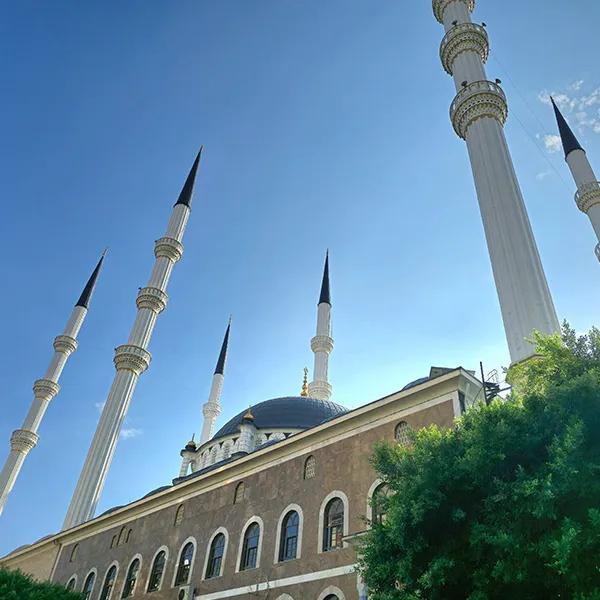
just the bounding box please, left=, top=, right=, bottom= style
left=440, top=22, right=488, bottom=75
left=53, top=334, right=78, bottom=355
left=450, top=80, right=507, bottom=139
left=113, top=344, right=152, bottom=375
left=136, top=286, right=168, bottom=314
left=432, top=0, right=475, bottom=24
left=154, top=236, right=184, bottom=263
left=10, top=429, right=39, bottom=453
left=311, top=334, right=334, bottom=354
left=33, top=378, right=60, bottom=401
left=575, top=181, right=600, bottom=213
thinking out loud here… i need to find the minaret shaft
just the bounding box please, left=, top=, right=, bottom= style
left=63, top=154, right=199, bottom=530
left=200, top=373, right=224, bottom=444
left=434, top=0, right=559, bottom=363
left=0, top=256, right=103, bottom=516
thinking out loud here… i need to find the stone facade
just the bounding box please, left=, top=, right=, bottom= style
left=1, top=368, right=481, bottom=600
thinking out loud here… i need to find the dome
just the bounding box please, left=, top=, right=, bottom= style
left=212, top=396, right=348, bottom=441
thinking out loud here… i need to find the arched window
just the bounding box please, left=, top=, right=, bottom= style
left=372, top=483, right=391, bottom=525
left=323, top=498, right=344, bottom=552
left=66, top=577, right=76, bottom=590
left=82, top=571, right=96, bottom=599
left=233, top=481, right=245, bottom=504
left=121, top=558, right=140, bottom=598
left=99, top=565, right=117, bottom=600
left=69, top=544, right=78, bottom=562
left=174, top=504, right=185, bottom=526
left=205, top=533, right=225, bottom=579
left=279, top=511, right=299, bottom=562
left=174, top=542, right=195, bottom=586
left=110, top=535, right=117, bottom=548
left=324, top=596, right=339, bottom=600
left=147, top=550, right=166, bottom=592
left=117, top=526, right=127, bottom=546
left=394, top=421, right=412, bottom=446
left=303, top=455, right=316, bottom=479
left=125, top=529, right=132, bottom=543
left=239, top=522, right=260, bottom=571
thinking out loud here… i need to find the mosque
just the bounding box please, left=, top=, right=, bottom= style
left=1, top=1, right=599, bottom=599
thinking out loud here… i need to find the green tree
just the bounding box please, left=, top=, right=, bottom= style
left=0, top=568, right=83, bottom=600
left=359, top=324, right=600, bottom=600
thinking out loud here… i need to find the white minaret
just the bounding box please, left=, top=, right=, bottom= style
left=200, top=319, right=230, bottom=444
left=551, top=98, right=600, bottom=263
left=0, top=253, right=105, bottom=517
left=308, top=252, right=333, bottom=400
left=433, top=0, right=559, bottom=364
left=63, top=149, right=202, bottom=529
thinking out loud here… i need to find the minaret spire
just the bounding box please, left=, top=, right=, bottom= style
left=433, top=0, right=559, bottom=363
left=550, top=98, right=583, bottom=159
left=551, top=99, right=600, bottom=262
left=199, top=319, right=231, bottom=446
left=63, top=149, right=201, bottom=529
left=308, top=252, right=334, bottom=400
left=0, top=253, right=105, bottom=516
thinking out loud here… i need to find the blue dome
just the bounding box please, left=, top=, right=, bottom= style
left=212, top=396, right=348, bottom=440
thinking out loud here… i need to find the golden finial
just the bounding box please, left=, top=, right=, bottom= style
left=243, top=406, right=255, bottom=421
left=301, top=367, right=309, bottom=397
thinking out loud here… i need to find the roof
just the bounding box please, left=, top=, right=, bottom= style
left=211, top=396, right=348, bottom=440
left=319, top=251, right=331, bottom=305
left=76, top=253, right=105, bottom=309
left=175, top=148, right=202, bottom=207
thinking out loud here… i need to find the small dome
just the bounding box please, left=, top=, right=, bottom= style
left=212, top=396, right=347, bottom=441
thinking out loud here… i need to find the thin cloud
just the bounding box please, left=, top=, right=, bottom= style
left=536, top=170, right=552, bottom=181
left=120, top=427, right=143, bottom=440
left=538, top=82, right=600, bottom=152
left=94, top=401, right=105, bottom=412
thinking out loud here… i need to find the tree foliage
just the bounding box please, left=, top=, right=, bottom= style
left=359, top=324, right=600, bottom=599
left=0, top=568, right=83, bottom=600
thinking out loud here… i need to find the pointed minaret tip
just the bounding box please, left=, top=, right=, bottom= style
left=318, top=250, right=331, bottom=306
left=214, top=319, right=231, bottom=375
left=550, top=96, right=584, bottom=160
left=76, top=252, right=106, bottom=309
left=175, top=147, right=203, bottom=208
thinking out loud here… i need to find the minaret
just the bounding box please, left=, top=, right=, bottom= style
left=0, top=253, right=105, bottom=517
left=199, top=319, right=231, bottom=444
left=63, top=149, right=201, bottom=529
left=433, top=0, right=559, bottom=364
left=551, top=98, right=600, bottom=262
left=308, top=252, right=333, bottom=400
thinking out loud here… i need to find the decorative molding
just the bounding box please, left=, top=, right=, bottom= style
left=575, top=181, right=600, bottom=213
left=10, top=429, right=39, bottom=453
left=136, top=287, right=168, bottom=313
left=310, top=335, right=334, bottom=354
left=113, top=345, right=151, bottom=375
left=450, top=80, right=507, bottom=139
left=432, top=0, right=475, bottom=24
left=154, top=237, right=183, bottom=262
left=33, top=378, right=60, bottom=401
left=53, top=335, right=78, bottom=355
left=439, top=22, right=488, bottom=75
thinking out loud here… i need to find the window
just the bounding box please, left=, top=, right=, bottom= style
left=239, top=523, right=260, bottom=570
left=82, top=572, right=96, bottom=599
left=174, top=542, right=194, bottom=586
left=303, top=455, right=316, bottom=479
left=233, top=481, right=245, bottom=504
left=324, top=596, right=339, bottom=600
left=279, top=511, right=299, bottom=562
left=99, top=565, right=117, bottom=600
left=121, top=558, right=140, bottom=598
left=125, top=529, right=132, bottom=543
left=394, top=421, right=412, bottom=446
left=372, top=483, right=391, bottom=525
left=205, top=533, right=225, bottom=579
left=147, top=550, right=166, bottom=592
left=66, top=577, right=76, bottom=591
left=174, top=504, right=185, bottom=526
left=111, top=535, right=117, bottom=549
left=323, top=498, right=344, bottom=551
left=69, top=544, right=78, bottom=562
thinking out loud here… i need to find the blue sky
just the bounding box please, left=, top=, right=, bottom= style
left=1, top=0, right=599, bottom=555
